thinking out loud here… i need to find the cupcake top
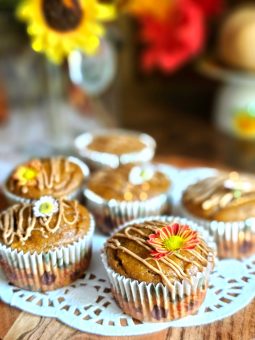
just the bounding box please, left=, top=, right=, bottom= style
left=0, top=197, right=91, bottom=253
left=87, top=134, right=146, bottom=155
left=87, top=163, right=170, bottom=201
left=105, top=220, right=214, bottom=289
left=182, top=171, right=255, bottom=221
left=6, top=157, right=85, bottom=200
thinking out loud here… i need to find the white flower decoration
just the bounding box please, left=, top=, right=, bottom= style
left=129, top=165, right=155, bottom=185
left=33, top=196, right=59, bottom=218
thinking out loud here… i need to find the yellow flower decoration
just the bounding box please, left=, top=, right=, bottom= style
left=17, top=0, right=116, bottom=63
left=118, top=0, right=174, bottom=20
left=13, top=166, right=38, bottom=187
left=13, top=160, right=41, bottom=187
left=234, top=109, right=255, bottom=139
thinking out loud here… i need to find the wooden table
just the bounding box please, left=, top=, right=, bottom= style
left=1, top=156, right=255, bottom=340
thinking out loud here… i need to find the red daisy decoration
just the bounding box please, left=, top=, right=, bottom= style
left=148, top=223, right=200, bottom=259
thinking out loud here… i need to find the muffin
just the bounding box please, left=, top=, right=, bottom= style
left=84, top=163, right=171, bottom=233
left=3, top=156, right=89, bottom=204
left=181, top=171, right=255, bottom=258
left=74, top=129, right=156, bottom=170
left=218, top=5, right=255, bottom=72
left=0, top=196, right=94, bottom=291
left=102, top=216, right=215, bottom=322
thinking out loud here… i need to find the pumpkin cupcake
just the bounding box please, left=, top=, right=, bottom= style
left=181, top=171, right=255, bottom=258
left=74, top=129, right=156, bottom=170
left=102, top=216, right=215, bottom=322
left=3, top=156, right=89, bottom=204
left=0, top=197, right=94, bottom=292
left=84, top=163, right=171, bottom=233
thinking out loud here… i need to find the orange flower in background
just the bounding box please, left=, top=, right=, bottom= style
left=148, top=223, right=200, bottom=259
left=118, top=0, right=175, bottom=20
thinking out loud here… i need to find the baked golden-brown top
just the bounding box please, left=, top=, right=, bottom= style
left=87, top=163, right=170, bottom=201
left=182, top=171, right=255, bottom=221
left=106, top=220, right=214, bottom=289
left=87, top=134, right=146, bottom=155
left=6, top=157, right=84, bottom=199
left=0, top=198, right=91, bottom=253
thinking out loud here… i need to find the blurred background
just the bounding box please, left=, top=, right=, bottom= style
left=1, top=0, right=255, bottom=171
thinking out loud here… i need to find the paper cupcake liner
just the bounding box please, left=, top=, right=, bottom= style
left=179, top=203, right=255, bottom=259
left=2, top=156, right=90, bottom=206
left=0, top=215, right=95, bottom=292
left=101, top=216, right=215, bottom=322
left=74, top=129, right=156, bottom=170
left=84, top=189, right=169, bottom=234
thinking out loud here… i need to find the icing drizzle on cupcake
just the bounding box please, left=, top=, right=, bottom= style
left=184, top=172, right=255, bottom=216
left=0, top=199, right=79, bottom=246
left=10, top=157, right=81, bottom=197
left=106, top=221, right=213, bottom=290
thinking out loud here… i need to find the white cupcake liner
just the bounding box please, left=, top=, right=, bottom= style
left=2, top=156, right=90, bottom=205
left=179, top=202, right=255, bottom=259
left=84, top=188, right=169, bottom=234
left=101, top=216, right=216, bottom=322
left=0, top=215, right=95, bottom=292
left=74, top=129, right=156, bottom=170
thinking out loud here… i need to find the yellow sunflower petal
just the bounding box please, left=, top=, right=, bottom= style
left=96, top=3, right=116, bottom=21
left=16, top=0, right=116, bottom=63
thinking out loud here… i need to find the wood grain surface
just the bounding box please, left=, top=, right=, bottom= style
left=0, top=155, right=254, bottom=340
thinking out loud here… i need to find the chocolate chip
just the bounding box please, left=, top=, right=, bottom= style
left=70, top=270, right=82, bottom=281
left=240, top=241, right=252, bottom=254
left=189, top=300, right=195, bottom=308
left=41, top=271, right=56, bottom=285
left=151, top=305, right=167, bottom=320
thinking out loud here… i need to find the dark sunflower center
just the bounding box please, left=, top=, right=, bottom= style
left=42, top=0, right=83, bottom=32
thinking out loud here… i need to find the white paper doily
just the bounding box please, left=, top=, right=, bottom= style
left=0, top=166, right=255, bottom=336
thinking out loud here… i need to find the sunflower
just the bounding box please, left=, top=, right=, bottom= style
left=17, top=0, right=116, bottom=63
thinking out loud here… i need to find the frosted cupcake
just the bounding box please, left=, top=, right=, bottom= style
left=102, top=216, right=215, bottom=322
left=181, top=171, right=255, bottom=258
left=0, top=197, right=94, bottom=291
left=3, top=156, right=89, bottom=204
left=74, top=129, right=156, bottom=170
left=84, top=163, right=171, bottom=233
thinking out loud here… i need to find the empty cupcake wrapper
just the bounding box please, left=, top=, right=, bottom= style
left=0, top=215, right=95, bottom=292
left=101, top=215, right=216, bottom=322
left=74, top=129, right=156, bottom=170
left=2, top=156, right=90, bottom=205
left=84, top=189, right=170, bottom=234
left=179, top=203, right=255, bottom=259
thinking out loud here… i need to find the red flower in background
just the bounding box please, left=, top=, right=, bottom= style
left=133, top=0, right=224, bottom=73
left=140, top=0, right=205, bottom=72
left=193, top=0, right=223, bottom=17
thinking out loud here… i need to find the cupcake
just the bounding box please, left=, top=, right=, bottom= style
left=181, top=171, right=255, bottom=258
left=84, top=163, right=171, bottom=233
left=74, top=129, right=156, bottom=170
left=102, top=216, right=215, bottom=322
left=3, top=156, right=89, bottom=204
left=0, top=196, right=94, bottom=292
